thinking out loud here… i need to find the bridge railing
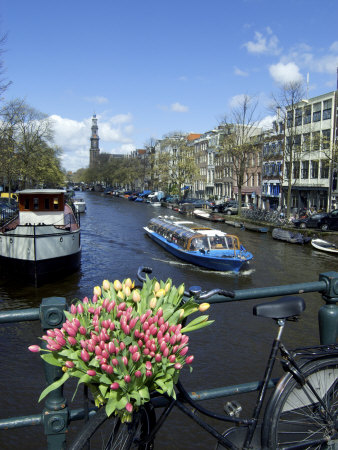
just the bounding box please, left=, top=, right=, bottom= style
left=0, top=271, right=337, bottom=449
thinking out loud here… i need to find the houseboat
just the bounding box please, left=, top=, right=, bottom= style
left=144, top=216, right=253, bottom=272
left=0, top=189, right=81, bottom=285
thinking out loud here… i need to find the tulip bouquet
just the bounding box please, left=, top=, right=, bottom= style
left=29, top=276, right=213, bottom=423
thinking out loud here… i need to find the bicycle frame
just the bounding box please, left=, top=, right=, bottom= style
left=136, top=314, right=338, bottom=450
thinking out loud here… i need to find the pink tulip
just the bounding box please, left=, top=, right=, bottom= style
left=106, top=365, right=114, bottom=374
left=79, top=326, right=87, bottom=335
left=169, top=355, right=176, bottom=363
left=81, top=349, right=90, bottom=362
left=126, top=402, right=133, bottom=413
left=135, top=370, right=142, bottom=378
left=110, top=382, right=120, bottom=390
left=65, top=361, right=75, bottom=368
left=124, top=375, right=131, bottom=383
left=87, top=369, right=96, bottom=376
left=132, top=352, right=140, bottom=362
left=122, top=356, right=128, bottom=366
left=145, top=361, right=152, bottom=370
left=163, top=347, right=169, bottom=358
left=179, top=346, right=189, bottom=356
left=68, top=337, right=77, bottom=346
left=112, top=358, right=118, bottom=366
left=155, top=354, right=162, bottom=363
left=174, top=363, right=183, bottom=370
left=77, top=303, right=84, bottom=314
left=186, top=355, right=194, bottom=364
left=82, top=297, right=89, bottom=303
left=101, top=363, right=108, bottom=372
left=146, top=370, right=152, bottom=377
left=47, top=330, right=56, bottom=337
left=28, top=345, right=41, bottom=353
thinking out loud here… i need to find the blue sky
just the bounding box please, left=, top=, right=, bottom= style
left=2, top=0, right=338, bottom=171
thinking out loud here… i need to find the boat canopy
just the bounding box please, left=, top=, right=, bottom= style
left=147, top=217, right=240, bottom=252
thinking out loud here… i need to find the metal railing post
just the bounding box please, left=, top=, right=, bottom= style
left=318, top=272, right=338, bottom=345
left=40, top=297, right=69, bottom=450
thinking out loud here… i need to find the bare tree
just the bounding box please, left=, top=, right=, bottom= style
left=271, top=81, right=305, bottom=217
left=219, top=95, right=262, bottom=215
left=0, top=32, right=12, bottom=102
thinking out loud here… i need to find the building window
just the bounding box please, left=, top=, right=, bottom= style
left=33, top=198, right=39, bottom=210
left=303, top=133, right=310, bottom=151
left=312, top=131, right=320, bottom=151
left=313, top=102, right=321, bottom=122
left=303, top=106, right=311, bottom=124
left=53, top=198, right=59, bottom=210
left=287, top=110, right=293, bottom=128
left=320, top=160, right=329, bottom=179
left=293, top=161, right=300, bottom=179
left=301, top=161, right=309, bottom=179
left=323, top=99, right=332, bottom=120
left=311, top=160, right=319, bottom=178
left=322, top=129, right=330, bottom=149
left=295, top=108, right=302, bottom=126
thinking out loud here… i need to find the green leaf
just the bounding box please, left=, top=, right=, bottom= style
left=99, top=374, right=112, bottom=385
left=64, top=310, right=74, bottom=321
left=106, top=394, right=118, bottom=417
left=41, top=353, right=63, bottom=367
left=38, top=372, right=70, bottom=402
left=181, top=319, right=214, bottom=333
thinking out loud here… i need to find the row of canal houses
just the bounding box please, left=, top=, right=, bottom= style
left=132, top=88, right=338, bottom=212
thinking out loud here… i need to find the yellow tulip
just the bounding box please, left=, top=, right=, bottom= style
left=178, top=284, right=185, bottom=296
left=124, top=278, right=132, bottom=288
left=154, top=281, right=160, bottom=293
left=117, top=290, right=125, bottom=300
left=164, top=282, right=171, bottom=293
left=132, top=290, right=141, bottom=302
left=124, top=286, right=131, bottom=297
left=93, top=286, right=101, bottom=297
left=199, top=303, right=210, bottom=312
left=113, top=280, right=122, bottom=291
left=102, top=279, right=110, bottom=291
left=149, top=297, right=157, bottom=309
left=156, top=289, right=166, bottom=298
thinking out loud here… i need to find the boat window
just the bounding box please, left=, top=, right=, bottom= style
left=53, top=197, right=59, bottom=210
left=44, top=198, right=50, bottom=209
left=190, top=237, right=207, bottom=250
left=226, top=236, right=234, bottom=249
left=33, top=197, right=39, bottom=210
left=209, top=236, right=227, bottom=249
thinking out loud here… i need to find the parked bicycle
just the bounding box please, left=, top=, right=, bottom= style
left=67, top=266, right=338, bottom=450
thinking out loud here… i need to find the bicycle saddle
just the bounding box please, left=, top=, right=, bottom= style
left=253, top=296, right=305, bottom=319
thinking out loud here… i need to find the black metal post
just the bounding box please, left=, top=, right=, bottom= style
left=40, top=297, right=69, bottom=450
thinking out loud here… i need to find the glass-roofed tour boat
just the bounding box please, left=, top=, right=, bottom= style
left=144, top=216, right=253, bottom=272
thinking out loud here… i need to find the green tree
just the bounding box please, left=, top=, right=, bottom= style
left=155, top=134, right=199, bottom=198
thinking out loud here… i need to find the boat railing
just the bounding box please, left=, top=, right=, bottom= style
left=0, top=271, right=337, bottom=449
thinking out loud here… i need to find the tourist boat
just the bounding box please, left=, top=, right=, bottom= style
left=73, top=197, right=86, bottom=213
left=144, top=216, right=253, bottom=272
left=311, top=238, right=338, bottom=254
left=193, top=209, right=224, bottom=222
left=0, top=189, right=81, bottom=285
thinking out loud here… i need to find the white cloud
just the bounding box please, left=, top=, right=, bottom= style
left=84, top=96, right=109, bottom=104
left=269, top=62, right=303, bottom=84
left=260, top=115, right=275, bottom=130
left=243, top=28, right=281, bottom=55
left=49, top=114, right=135, bottom=172
left=171, top=102, right=189, bottom=113
left=229, top=94, right=250, bottom=109
left=234, top=66, right=249, bottom=77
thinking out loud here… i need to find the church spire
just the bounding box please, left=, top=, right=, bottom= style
left=89, top=114, right=100, bottom=167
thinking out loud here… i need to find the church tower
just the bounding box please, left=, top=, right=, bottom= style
left=89, top=114, right=100, bottom=167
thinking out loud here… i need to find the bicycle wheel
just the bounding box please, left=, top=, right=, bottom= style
left=69, top=403, right=155, bottom=450
left=263, top=357, right=338, bottom=449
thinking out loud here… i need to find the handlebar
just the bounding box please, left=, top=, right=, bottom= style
left=136, top=266, right=235, bottom=300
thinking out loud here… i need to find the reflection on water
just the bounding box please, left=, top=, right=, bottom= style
left=0, top=192, right=337, bottom=449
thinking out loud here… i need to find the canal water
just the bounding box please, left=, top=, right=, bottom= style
left=0, top=192, right=337, bottom=449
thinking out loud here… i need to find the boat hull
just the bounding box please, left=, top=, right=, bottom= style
left=0, top=225, right=81, bottom=285
left=311, top=239, right=338, bottom=254
left=145, top=228, right=250, bottom=272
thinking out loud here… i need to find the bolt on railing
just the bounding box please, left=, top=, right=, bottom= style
left=0, top=271, right=337, bottom=449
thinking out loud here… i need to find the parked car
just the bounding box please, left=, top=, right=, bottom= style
left=293, top=210, right=338, bottom=231
left=212, top=201, right=252, bottom=215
